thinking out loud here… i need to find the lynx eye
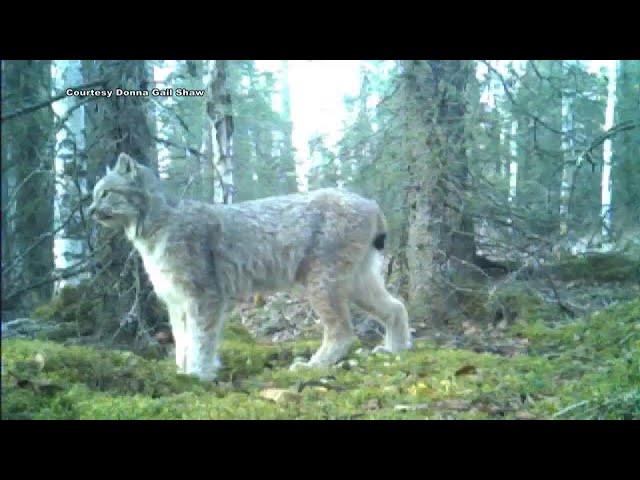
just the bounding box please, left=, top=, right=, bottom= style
left=101, top=190, right=109, bottom=199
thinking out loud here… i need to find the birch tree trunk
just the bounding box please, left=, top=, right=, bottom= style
left=205, top=60, right=234, bottom=204
left=508, top=119, right=519, bottom=211
left=52, top=60, right=89, bottom=293
left=601, top=60, right=618, bottom=239
left=201, top=61, right=215, bottom=199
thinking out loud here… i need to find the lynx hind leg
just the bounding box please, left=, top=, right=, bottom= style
left=291, top=274, right=357, bottom=371
left=351, top=252, right=411, bottom=353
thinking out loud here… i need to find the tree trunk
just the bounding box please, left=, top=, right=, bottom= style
left=83, top=60, right=157, bottom=187
left=559, top=61, right=576, bottom=236
left=205, top=60, right=234, bottom=204
left=601, top=60, right=617, bottom=238
left=508, top=118, right=519, bottom=216
left=277, top=61, right=299, bottom=194
left=1, top=59, right=13, bottom=306
left=611, top=60, right=640, bottom=234
left=52, top=60, right=90, bottom=293
left=2, top=60, right=55, bottom=309
left=252, top=120, right=274, bottom=197
left=405, top=60, right=477, bottom=326
left=82, top=60, right=158, bottom=340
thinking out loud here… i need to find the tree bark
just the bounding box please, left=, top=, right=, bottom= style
left=2, top=60, right=55, bottom=308
left=205, top=60, right=234, bottom=204
left=278, top=60, right=299, bottom=194
left=405, top=60, right=477, bottom=326
left=82, top=60, right=158, bottom=338
left=601, top=61, right=617, bottom=238
left=52, top=60, right=90, bottom=293
left=611, top=60, right=640, bottom=233
left=559, top=61, right=576, bottom=237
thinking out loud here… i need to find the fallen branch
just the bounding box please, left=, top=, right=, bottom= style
left=552, top=400, right=589, bottom=418
left=532, top=257, right=577, bottom=318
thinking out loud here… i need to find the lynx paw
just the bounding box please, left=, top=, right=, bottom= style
left=289, top=357, right=329, bottom=371
left=182, top=357, right=221, bottom=382
left=373, top=339, right=412, bottom=355
left=289, top=359, right=313, bottom=371
left=372, top=345, right=393, bottom=355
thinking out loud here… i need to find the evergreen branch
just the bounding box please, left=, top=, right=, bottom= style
left=154, top=135, right=203, bottom=159
left=150, top=96, right=191, bottom=133
left=153, top=135, right=227, bottom=196
left=53, top=96, right=98, bottom=131
left=1, top=80, right=106, bottom=122
left=1, top=201, right=86, bottom=275
left=579, top=120, right=638, bottom=165
left=1, top=169, right=53, bottom=215
left=480, top=61, right=574, bottom=138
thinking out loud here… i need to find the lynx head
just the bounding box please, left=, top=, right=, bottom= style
left=88, top=153, right=160, bottom=230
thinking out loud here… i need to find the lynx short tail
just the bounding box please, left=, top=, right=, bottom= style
left=373, top=210, right=387, bottom=251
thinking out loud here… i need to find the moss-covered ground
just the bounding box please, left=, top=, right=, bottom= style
left=2, top=298, right=638, bottom=420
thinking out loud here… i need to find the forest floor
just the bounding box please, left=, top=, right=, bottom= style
left=3, top=288, right=639, bottom=419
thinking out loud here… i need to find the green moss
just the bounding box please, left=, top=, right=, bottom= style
left=512, top=298, right=640, bottom=353
left=550, top=253, right=640, bottom=283
left=510, top=298, right=640, bottom=419
left=487, top=283, right=558, bottom=323
left=32, top=283, right=104, bottom=338
left=223, top=322, right=257, bottom=344
left=3, top=299, right=638, bottom=419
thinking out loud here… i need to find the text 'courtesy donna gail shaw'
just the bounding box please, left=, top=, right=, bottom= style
left=65, top=88, right=206, bottom=98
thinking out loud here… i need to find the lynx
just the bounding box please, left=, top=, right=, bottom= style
left=88, top=153, right=411, bottom=380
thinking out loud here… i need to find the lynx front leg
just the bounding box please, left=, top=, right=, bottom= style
left=168, top=305, right=187, bottom=373
left=182, top=299, right=227, bottom=381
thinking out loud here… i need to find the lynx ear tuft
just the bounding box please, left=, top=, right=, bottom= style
left=115, top=152, right=138, bottom=178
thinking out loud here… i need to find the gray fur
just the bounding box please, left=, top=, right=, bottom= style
left=89, top=153, right=411, bottom=380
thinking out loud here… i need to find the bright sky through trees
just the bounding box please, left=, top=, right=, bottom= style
left=256, top=60, right=361, bottom=191
left=153, top=60, right=612, bottom=191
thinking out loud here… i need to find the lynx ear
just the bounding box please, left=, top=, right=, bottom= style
left=115, top=153, right=138, bottom=178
